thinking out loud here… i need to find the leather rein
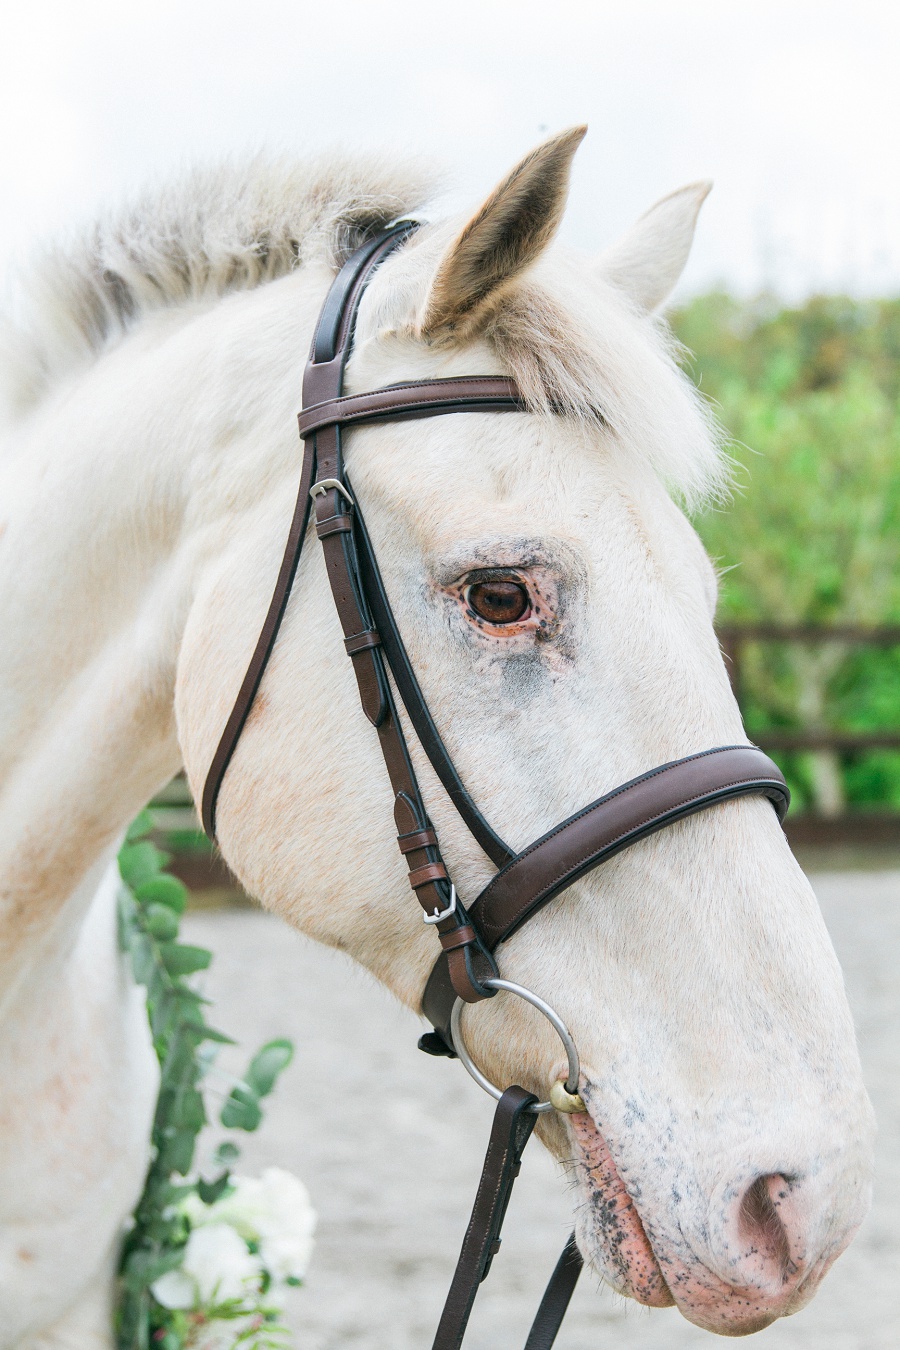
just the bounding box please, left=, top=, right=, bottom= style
left=201, top=222, right=790, bottom=1349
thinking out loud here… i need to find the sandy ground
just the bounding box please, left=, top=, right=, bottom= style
left=183, top=870, right=900, bottom=1350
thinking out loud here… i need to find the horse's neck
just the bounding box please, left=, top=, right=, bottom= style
left=0, top=268, right=322, bottom=987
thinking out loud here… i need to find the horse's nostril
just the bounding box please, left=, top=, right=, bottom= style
left=738, top=1174, right=794, bottom=1281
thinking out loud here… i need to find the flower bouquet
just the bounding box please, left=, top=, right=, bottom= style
left=115, top=813, right=315, bottom=1349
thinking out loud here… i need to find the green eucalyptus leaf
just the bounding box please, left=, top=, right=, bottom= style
left=122, top=1244, right=185, bottom=1290
left=149, top=988, right=175, bottom=1043
left=159, top=1127, right=196, bottom=1176
left=134, top=873, right=188, bottom=915
left=129, top=934, right=157, bottom=987
left=144, top=904, right=180, bottom=942
left=115, top=826, right=294, bottom=1345
left=197, top=1024, right=235, bottom=1045
left=246, top=1038, right=294, bottom=1098
left=160, top=944, right=211, bottom=978
left=197, top=1170, right=232, bottom=1205
left=172, top=1088, right=206, bottom=1132
left=163, top=1181, right=197, bottom=1205
left=125, top=809, right=156, bottom=842
left=220, top=1085, right=262, bottom=1131
left=118, top=840, right=170, bottom=889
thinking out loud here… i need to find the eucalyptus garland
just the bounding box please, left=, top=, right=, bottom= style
left=116, top=811, right=298, bottom=1349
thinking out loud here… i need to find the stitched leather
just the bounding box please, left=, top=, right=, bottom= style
left=397, top=828, right=439, bottom=854
left=297, top=377, right=524, bottom=438
left=471, top=745, right=788, bottom=946
left=408, top=861, right=449, bottom=889
left=315, top=512, right=354, bottom=538
left=431, top=1087, right=537, bottom=1350
left=344, top=629, right=382, bottom=654
left=422, top=744, right=788, bottom=1044
left=352, top=491, right=516, bottom=869
left=440, top=925, right=477, bottom=952
left=201, top=224, right=417, bottom=839
left=200, top=436, right=317, bottom=839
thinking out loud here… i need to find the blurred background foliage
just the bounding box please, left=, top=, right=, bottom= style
left=672, top=294, right=900, bottom=815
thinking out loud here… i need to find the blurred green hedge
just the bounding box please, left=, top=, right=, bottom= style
left=671, top=294, right=900, bottom=813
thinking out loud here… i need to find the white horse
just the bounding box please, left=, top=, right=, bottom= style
left=0, top=129, right=874, bottom=1345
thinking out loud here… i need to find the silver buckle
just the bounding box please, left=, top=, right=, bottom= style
left=423, top=883, right=457, bottom=925
left=310, top=478, right=355, bottom=506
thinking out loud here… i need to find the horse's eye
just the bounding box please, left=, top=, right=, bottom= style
left=466, top=580, right=530, bottom=625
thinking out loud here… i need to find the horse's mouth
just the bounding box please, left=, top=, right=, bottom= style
left=567, top=1098, right=839, bottom=1336
left=569, top=1106, right=674, bottom=1307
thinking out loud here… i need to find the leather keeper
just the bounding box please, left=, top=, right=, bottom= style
left=344, top=629, right=382, bottom=655
left=350, top=648, right=388, bottom=727
left=439, top=924, right=477, bottom=953
left=315, top=514, right=353, bottom=538
left=408, top=861, right=448, bottom=890
left=397, top=828, right=439, bottom=854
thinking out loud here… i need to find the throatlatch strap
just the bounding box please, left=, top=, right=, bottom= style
left=200, top=438, right=318, bottom=839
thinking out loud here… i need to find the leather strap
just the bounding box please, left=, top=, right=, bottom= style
left=352, top=490, right=515, bottom=869
left=523, top=1235, right=583, bottom=1350
left=201, top=221, right=418, bottom=839
left=200, top=438, right=317, bottom=839
left=472, top=744, right=788, bottom=946
left=432, top=1086, right=582, bottom=1350
left=300, top=228, right=504, bottom=1005
left=432, top=1086, right=538, bottom=1350
left=422, top=744, right=789, bottom=1045
left=297, top=377, right=523, bottom=439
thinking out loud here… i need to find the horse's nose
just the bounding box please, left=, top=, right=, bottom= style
left=732, top=1173, right=802, bottom=1290
left=662, top=1170, right=827, bottom=1334
left=675, top=1170, right=819, bottom=1333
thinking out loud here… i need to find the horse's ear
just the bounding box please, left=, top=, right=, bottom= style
left=596, top=182, right=712, bottom=313
left=418, top=125, right=587, bottom=340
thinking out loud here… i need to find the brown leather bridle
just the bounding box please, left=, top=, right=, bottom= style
left=201, top=222, right=790, bottom=1349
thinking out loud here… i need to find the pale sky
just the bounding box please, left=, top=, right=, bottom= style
left=2, top=0, right=899, bottom=300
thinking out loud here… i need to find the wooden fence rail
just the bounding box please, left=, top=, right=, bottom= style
left=717, top=625, right=900, bottom=756
left=716, top=625, right=900, bottom=849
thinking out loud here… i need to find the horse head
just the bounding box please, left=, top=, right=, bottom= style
left=176, top=129, right=874, bottom=1335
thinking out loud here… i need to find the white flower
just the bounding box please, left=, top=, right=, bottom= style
left=151, top=1222, right=263, bottom=1309
left=151, top=1266, right=194, bottom=1311
left=186, top=1167, right=317, bottom=1286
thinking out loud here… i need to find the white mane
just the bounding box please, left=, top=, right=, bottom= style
left=0, top=153, right=437, bottom=419
left=0, top=152, right=725, bottom=506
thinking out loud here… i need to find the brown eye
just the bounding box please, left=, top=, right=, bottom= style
left=467, top=580, right=530, bottom=625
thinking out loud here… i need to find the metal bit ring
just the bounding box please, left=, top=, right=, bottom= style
left=450, top=978, right=582, bottom=1115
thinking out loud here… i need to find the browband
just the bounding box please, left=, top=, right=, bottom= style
left=296, top=376, right=525, bottom=440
